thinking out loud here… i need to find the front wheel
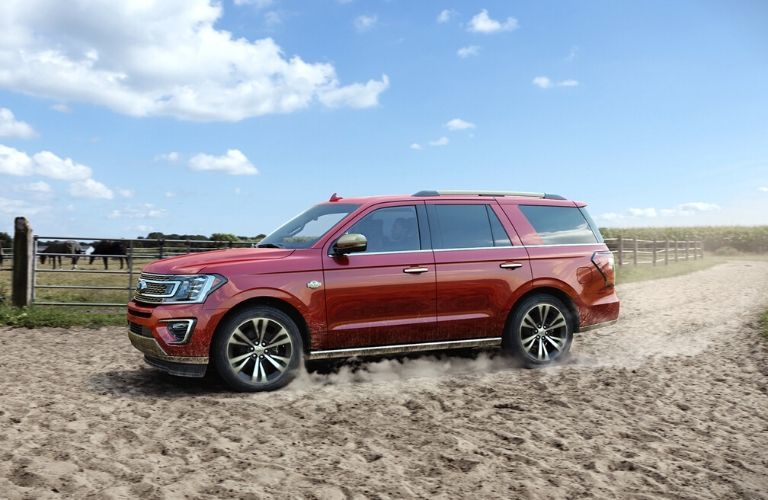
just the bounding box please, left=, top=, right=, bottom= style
left=212, top=306, right=303, bottom=391
left=504, top=294, right=574, bottom=366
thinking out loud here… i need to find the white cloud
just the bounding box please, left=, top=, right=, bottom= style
left=51, top=103, right=71, bottom=113
left=188, top=149, right=258, bottom=176
left=69, top=178, right=113, bottom=199
left=32, top=151, right=91, bottom=180
left=1, top=144, right=116, bottom=201
left=410, top=143, right=422, bottom=150
left=437, top=9, right=456, bottom=24
left=234, top=0, right=273, bottom=7
left=0, top=107, right=36, bottom=138
left=264, top=11, right=282, bottom=26
left=0, top=196, right=48, bottom=216
left=24, top=181, right=51, bottom=193
left=354, top=14, right=378, bottom=32
left=445, top=118, right=476, bottom=131
left=664, top=202, right=720, bottom=216
left=565, top=46, right=579, bottom=62
left=759, top=186, right=768, bottom=192
left=155, top=151, right=181, bottom=163
left=468, top=9, right=518, bottom=34
left=533, top=76, right=579, bottom=89
left=457, top=45, right=480, bottom=59
left=117, top=188, right=134, bottom=199
left=599, top=202, right=721, bottom=222
left=0, top=0, right=389, bottom=121
left=318, top=75, right=390, bottom=108
left=428, top=136, right=449, bottom=147
left=108, top=203, right=165, bottom=219
left=628, top=207, right=658, bottom=218
left=164, top=191, right=175, bottom=198
left=0, top=144, right=34, bottom=175
left=532, top=76, right=552, bottom=89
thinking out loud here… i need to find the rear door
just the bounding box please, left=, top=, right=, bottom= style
left=322, top=202, right=437, bottom=349
left=426, top=201, right=533, bottom=340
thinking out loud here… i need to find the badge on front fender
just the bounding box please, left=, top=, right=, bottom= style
left=306, top=280, right=322, bottom=289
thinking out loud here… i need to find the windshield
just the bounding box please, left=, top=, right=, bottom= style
left=259, top=203, right=360, bottom=249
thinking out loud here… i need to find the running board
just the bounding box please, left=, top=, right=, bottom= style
left=306, top=337, right=502, bottom=361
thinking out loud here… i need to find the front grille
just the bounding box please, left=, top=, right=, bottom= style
left=134, top=273, right=180, bottom=304
left=128, top=322, right=153, bottom=338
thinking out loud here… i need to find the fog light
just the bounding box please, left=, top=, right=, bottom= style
left=161, top=319, right=196, bottom=344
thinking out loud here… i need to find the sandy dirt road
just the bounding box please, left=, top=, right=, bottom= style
left=1, top=260, right=767, bottom=499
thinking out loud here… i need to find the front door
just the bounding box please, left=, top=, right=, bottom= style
left=321, top=203, right=437, bottom=349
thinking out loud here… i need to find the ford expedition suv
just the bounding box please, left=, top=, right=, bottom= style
left=127, top=190, right=620, bottom=391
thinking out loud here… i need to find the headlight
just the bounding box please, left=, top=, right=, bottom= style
left=135, top=274, right=227, bottom=304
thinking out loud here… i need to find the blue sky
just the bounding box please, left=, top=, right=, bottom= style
left=0, top=0, right=767, bottom=238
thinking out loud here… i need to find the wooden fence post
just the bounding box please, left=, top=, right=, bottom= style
left=632, top=237, right=638, bottom=266
left=159, top=239, right=165, bottom=259
left=685, top=240, right=690, bottom=261
left=665, top=238, right=670, bottom=266
left=617, top=236, right=624, bottom=266
left=674, top=239, right=679, bottom=262
left=700, top=241, right=704, bottom=259
left=11, top=217, right=34, bottom=307
left=652, top=239, right=657, bottom=266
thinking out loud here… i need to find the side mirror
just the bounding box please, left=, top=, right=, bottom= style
left=334, top=233, right=367, bottom=255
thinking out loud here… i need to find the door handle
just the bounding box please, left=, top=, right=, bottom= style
left=500, top=262, right=523, bottom=270
left=403, top=267, right=429, bottom=274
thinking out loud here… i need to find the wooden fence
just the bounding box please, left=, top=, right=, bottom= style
left=603, top=237, right=703, bottom=266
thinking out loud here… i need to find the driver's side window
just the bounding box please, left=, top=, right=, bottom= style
left=347, top=206, right=420, bottom=253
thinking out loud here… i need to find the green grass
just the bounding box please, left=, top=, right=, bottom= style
left=760, top=310, right=768, bottom=340
left=615, top=256, right=725, bottom=284
left=0, top=305, right=125, bottom=328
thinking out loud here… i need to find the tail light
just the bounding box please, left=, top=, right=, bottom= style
left=591, top=251, right=615, bottom=288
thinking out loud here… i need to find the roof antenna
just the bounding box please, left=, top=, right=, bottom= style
left=329, top=192, right=343, bottom=202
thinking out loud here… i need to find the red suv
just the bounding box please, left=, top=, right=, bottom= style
left=127, top=190, right=619, bottom=391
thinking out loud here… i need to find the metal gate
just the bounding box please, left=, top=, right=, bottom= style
left=31, top=236, right=259, bottom=307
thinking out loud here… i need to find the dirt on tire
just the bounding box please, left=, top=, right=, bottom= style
left=1, top=260, right=767, bottom=499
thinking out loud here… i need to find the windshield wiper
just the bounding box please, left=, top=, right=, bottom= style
left=257, top=243, right=282, bottom=248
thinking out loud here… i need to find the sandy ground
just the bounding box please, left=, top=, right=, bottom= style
left=1, top=260, right=767, bottom=499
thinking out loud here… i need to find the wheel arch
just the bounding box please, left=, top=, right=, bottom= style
left=504, top=285, right=581, bottom=334
left=209, top=296, right=311, bottom=355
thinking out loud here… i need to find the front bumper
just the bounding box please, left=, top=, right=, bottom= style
left=127, top=300, right=225, bottom=377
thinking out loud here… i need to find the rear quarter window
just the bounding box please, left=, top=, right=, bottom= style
left=518, top=205, right=598, bottom=245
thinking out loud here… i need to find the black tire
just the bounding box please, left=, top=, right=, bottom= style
left=212, top=306, right=304, bottom=392
left=503, top=294, right=574, bottom=367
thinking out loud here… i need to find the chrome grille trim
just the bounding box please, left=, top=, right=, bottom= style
left=134, top=272, right=181, bottom=304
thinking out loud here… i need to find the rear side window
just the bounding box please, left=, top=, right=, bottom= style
left=428, top=204, right=512, bottom=249
left=519, top=205, right=598, bottom=245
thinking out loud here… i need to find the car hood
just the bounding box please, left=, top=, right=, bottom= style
left=141, top=248, right=295, bottom=275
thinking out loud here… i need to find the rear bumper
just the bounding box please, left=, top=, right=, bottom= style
left=578, top=293, right=620, bottom=332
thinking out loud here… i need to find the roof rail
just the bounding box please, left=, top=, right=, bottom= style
left=412, top=190, right=566, bottom=200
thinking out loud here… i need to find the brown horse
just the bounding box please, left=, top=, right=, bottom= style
left=89, top=240, right=128, bottom=270
left=40, top=240, right=83, bottom=269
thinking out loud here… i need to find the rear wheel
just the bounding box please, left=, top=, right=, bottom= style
left=504, top=294, right=574, bottom=366
left=212, top=306, right=303, bottom=391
